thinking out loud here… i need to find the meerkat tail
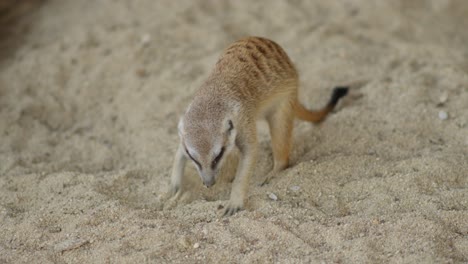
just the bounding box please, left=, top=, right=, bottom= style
left=294, top=86, right=349, bottom=123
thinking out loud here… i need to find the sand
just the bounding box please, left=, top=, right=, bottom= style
left=0, top=0, right=467, bottom=263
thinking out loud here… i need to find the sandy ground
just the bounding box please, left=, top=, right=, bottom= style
left=0, top=0, right=467, bottom=263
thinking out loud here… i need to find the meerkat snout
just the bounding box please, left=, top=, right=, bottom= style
left=202, top=176, right=215, bottom=188
left=177, top=116, right=236, bottom=187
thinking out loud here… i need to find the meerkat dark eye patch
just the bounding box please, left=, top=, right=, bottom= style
left=211, top=147, right=225, bottom=169
left=184, top=147, right=202, bottom=169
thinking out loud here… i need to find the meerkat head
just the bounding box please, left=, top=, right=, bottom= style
left=178, top=112, right=237, bottom=187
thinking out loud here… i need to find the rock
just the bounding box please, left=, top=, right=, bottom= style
left=178, top=236, right=190, bottom=249
left=135, top=68, right=148, bottom=78
left=439, top=91, right=448, bottom=104
left=54, top=238, right=88, bottom=252
left=438, top=110, right=448, bottom=120
left=289, top=186, right=300, bottom=192
left=193, top=243, right=200, bottom=249
left=140, top=34, right=151, bottom=46
left=48, top=226, right=62, bottom=233
left=268, top=193, right=278, bottom=201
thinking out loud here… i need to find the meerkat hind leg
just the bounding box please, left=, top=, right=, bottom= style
left=261, top=98, right=294, bottom=185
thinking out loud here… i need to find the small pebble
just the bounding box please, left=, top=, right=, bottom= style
left=135, top=68, right=147, bottom=78
left=439, top=92, right=448, bottom=104
left=268, top=193, right=278, bottom=201
left=140, top=34, right=151, bottom=46
left=48, top=226, right=62, bottom=233
left=290, top=186, right=300, bottom=192
left=193, top=243, right=200, bottom=249
left=54, top=238, right=88, bottom=252
left=177, top=237, right=190, bottom=249
left=438, top=110, right=448, bottom=120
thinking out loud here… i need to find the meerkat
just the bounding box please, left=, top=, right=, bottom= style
left=170, top=36, right=348, bottom=216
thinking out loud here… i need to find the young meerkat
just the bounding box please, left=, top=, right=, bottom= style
left=171, top=36, right=348, bottom=216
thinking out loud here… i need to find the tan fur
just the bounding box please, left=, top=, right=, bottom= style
left=170, top=37, right=346, bottom=216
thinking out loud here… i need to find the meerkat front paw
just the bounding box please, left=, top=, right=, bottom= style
left=223, top=199, right=244, bottom=217
left=169, top=184, right=180, bottom=197
left=223, top=203, right=244, bottom=217
left=260, top=171, right=276, bottom=186
left=260, top=176, right=271, bottom=186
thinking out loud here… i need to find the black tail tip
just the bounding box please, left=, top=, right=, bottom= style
left=329, top=86, right=349, bottom=106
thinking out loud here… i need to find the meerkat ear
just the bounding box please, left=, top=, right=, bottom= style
left=177, top=117, right=185, bottom=138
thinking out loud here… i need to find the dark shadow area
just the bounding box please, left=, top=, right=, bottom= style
left=0, top=0, right=46, bottom=64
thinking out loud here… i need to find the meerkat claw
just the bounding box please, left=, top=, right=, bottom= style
left=260, top=171, right=276, bottom=186
left=170, top=185, right=179, bottom=196
left=223, top=205, right=242, bottom=217
left=260, top=177, right=271, bottom=186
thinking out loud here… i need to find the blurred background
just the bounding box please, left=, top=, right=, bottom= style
left=1, top=0, right=467, bottom=173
